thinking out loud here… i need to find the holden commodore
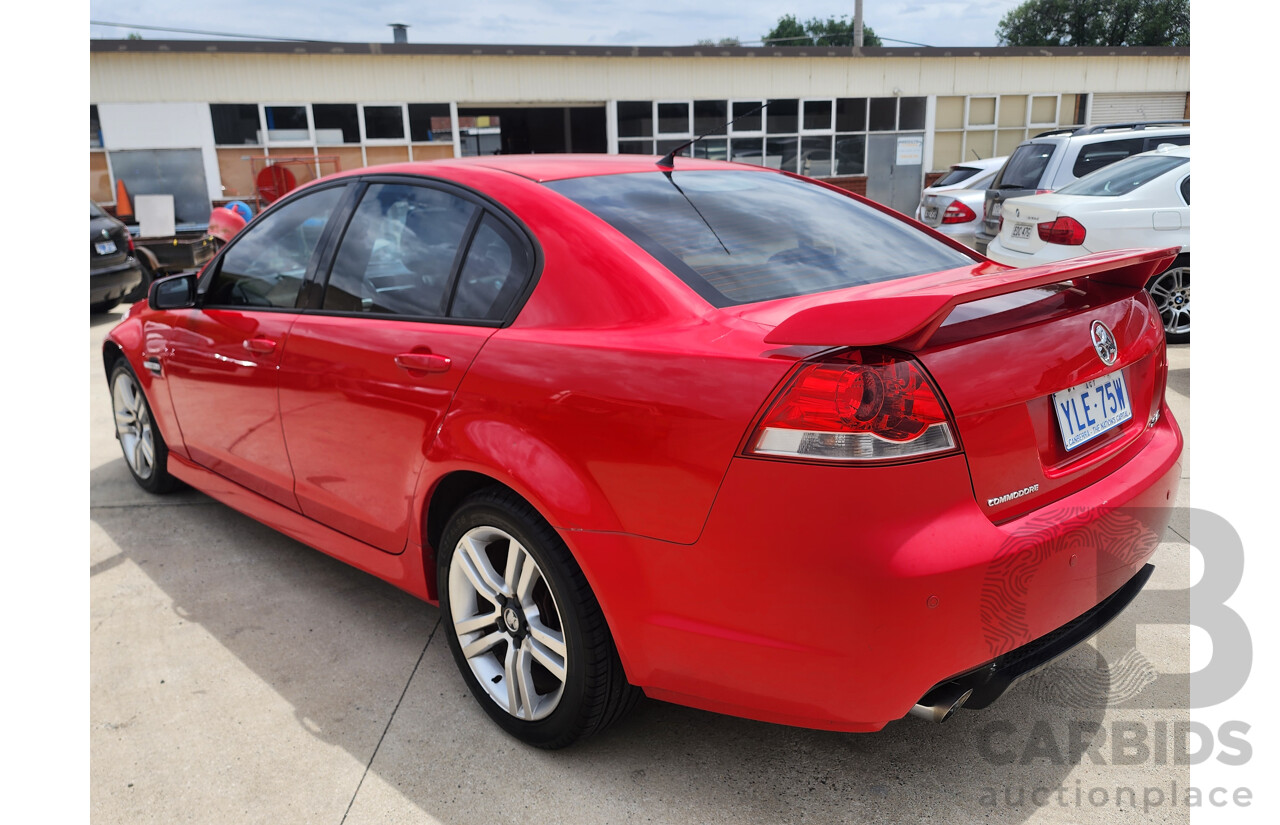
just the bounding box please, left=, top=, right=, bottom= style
left=104, top=154, right=1182, bottom=748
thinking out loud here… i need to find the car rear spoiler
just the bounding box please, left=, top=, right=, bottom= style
left=763, top=247, right=1180, bottom=350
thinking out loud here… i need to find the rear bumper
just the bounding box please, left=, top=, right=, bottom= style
left=985, top=237, right=1085, bottom=268
left=567, top=404, right=1182, bottom=732
left=91, top=258, right=143, bottom=303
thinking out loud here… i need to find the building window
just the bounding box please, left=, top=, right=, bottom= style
left=363, top=105, right=406, bottom=140
left=211, top=104, right=262, bottom=146
left=313, top=104, right=360, bottom=144
left=264, top=105, right=310, bottom=142
left=611, top=97, right=919, bottom=178
left=409, top=104, right=452, bottom=142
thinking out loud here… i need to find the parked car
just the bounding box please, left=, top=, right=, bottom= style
left=90, top=201, right=143, bottom=313
left=914, top=156, right=1007, bottom=248
left=104, top=155, right=1182, bottom=748
left=986, top=145, right=1190, bottom=342
left=974, top=121, right=1189, bottom=254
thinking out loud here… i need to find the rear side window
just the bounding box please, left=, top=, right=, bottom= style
left=450, top=215, right=531, bottom=321
left=1071, top=138, right=1145, bottom=178
left=1057, top=154, right=1188, bottom=197
left=993, top=144, right=1054, bottom=189
left=546, top=170, right=972, bottom=307
left=1180, top=176, right=1190, bottom=204
left=323, top=183, right=477, bottom=317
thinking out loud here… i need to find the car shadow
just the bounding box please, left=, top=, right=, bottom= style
left=90, top=456, right=1186, bottom=823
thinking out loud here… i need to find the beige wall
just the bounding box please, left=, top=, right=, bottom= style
left=91, top=52, right=1189, bottom=105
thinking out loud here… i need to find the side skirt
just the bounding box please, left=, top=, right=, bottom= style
left=167, top=453, right=435, bottom=604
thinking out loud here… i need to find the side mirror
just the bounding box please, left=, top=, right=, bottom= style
left=149, top=272, right=198, bottom=310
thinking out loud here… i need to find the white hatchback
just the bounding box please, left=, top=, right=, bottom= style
left=986, top=145, right=1190, bottom=342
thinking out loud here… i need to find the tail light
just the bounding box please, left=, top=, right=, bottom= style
left=746, top=349, right=958, bottom=463
left=1036, top=189, right=1053, bottom=195
left=1037, top=216, right=1087, bottom=245
left=126, top=233, right=135, bottom=252
left=941, top=201, right=977, bottom=224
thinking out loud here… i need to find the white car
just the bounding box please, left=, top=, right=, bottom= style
left=914, top=156, right=1007, bottom=248
left=986, top=144, right=1190, bottom=342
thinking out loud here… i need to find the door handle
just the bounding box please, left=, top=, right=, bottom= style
left=395, top=352, right=451, bottom=374
left=242, top=337, right=277, bottom=354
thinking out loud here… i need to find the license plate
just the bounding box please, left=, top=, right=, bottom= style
left=990, top=202, right=1002, bottom=218
left=1053, top=372, right=1132, bottom=451
left=924, top=206, right=939, bottom=222
left=95, top=240, right=117, bottom=255
left=1011, top=222, right=1033, bottom=240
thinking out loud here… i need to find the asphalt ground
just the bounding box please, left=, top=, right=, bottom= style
left=90, top=303, right=1193, bottom=824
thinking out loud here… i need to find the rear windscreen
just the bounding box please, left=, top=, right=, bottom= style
left=993, top=143, right=1054, bottom=189
left=932, top=166, right=982, bottom=188
left=545, top=170, right=973, bottom=307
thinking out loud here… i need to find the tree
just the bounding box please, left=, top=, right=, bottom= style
left=763, top=14, right=883, bottom=47
left=996, top=0, right=1188, bottom=47
left=694, top=37, right=742, bottom=47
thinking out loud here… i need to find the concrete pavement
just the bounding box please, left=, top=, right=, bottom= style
left=90, top=303, right=1193, bottom=824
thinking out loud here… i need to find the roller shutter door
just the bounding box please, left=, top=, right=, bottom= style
left=1089, top=93, right=1187, bottom=124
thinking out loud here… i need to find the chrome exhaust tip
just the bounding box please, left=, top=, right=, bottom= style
left=908, top=685, right=973, bottom=723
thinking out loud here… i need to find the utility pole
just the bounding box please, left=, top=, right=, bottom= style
left=854, top=0, right=864, bottom=47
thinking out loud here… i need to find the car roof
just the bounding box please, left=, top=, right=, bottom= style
left=339, top=153, right=768, bottom=183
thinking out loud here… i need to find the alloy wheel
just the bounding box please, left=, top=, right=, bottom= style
left=447, top=526, right=568, bottom=721
left=1147, top=266, right=1190, bottom=336
left=112, top=371, right=156, bottom=480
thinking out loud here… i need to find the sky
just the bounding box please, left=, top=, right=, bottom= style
left=88, top=1, right=1028, bottom=48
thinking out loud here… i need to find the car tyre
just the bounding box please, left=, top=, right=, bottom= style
left=438, top=487, right=639, bottom=748
left=1145, top=254, right=1190, bottom=344
left=109, top=361, right=181, bottom=494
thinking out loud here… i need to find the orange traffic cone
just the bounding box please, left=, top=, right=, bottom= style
left=115, top=179, right=133, bottom=221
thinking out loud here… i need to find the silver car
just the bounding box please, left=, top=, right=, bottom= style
left=914, top=157, right=1007, bottom=249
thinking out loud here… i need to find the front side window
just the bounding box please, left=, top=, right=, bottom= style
left=323, top=183, right=476, bottom=317
left=547, top=170, right=972, bottom=307
left=205, top=186, right=345, bottom=308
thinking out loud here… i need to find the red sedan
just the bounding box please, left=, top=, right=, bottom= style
left=104, top=155, right=1182, bottom=748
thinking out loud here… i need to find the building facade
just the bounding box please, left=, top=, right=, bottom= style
left=90, top=40, right=1189, bottom=221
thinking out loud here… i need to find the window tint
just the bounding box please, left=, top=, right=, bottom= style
left=546, top=170, right=972, bottom=308
left=206, top=186, right=345, bottom=308
left=1071, top=138, right=1145, bottom=178
left=1180, top=176, right=1190, bottom=204
left=1057, top=154, right=1188, bottom=197
left=323, top=183, right=476, bottom=317
left=450, top=215, right=531, bottom=320
left=994, top=143, right=1054, bottom=189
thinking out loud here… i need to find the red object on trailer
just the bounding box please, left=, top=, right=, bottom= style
left=207, top=206, right=247, bottom=243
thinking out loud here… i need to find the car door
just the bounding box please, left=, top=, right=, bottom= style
left=162, top=183, right=350, bottom=509
left=277, top=179, right=535, bottom=553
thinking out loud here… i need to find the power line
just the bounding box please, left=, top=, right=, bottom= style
left=89, top=20, right=320, bottom=42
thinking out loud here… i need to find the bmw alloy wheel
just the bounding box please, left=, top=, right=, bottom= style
left=1146, top=265, right=1190, bottom=341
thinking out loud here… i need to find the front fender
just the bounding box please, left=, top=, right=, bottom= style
left=104, top=313, right=189, bottom=460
